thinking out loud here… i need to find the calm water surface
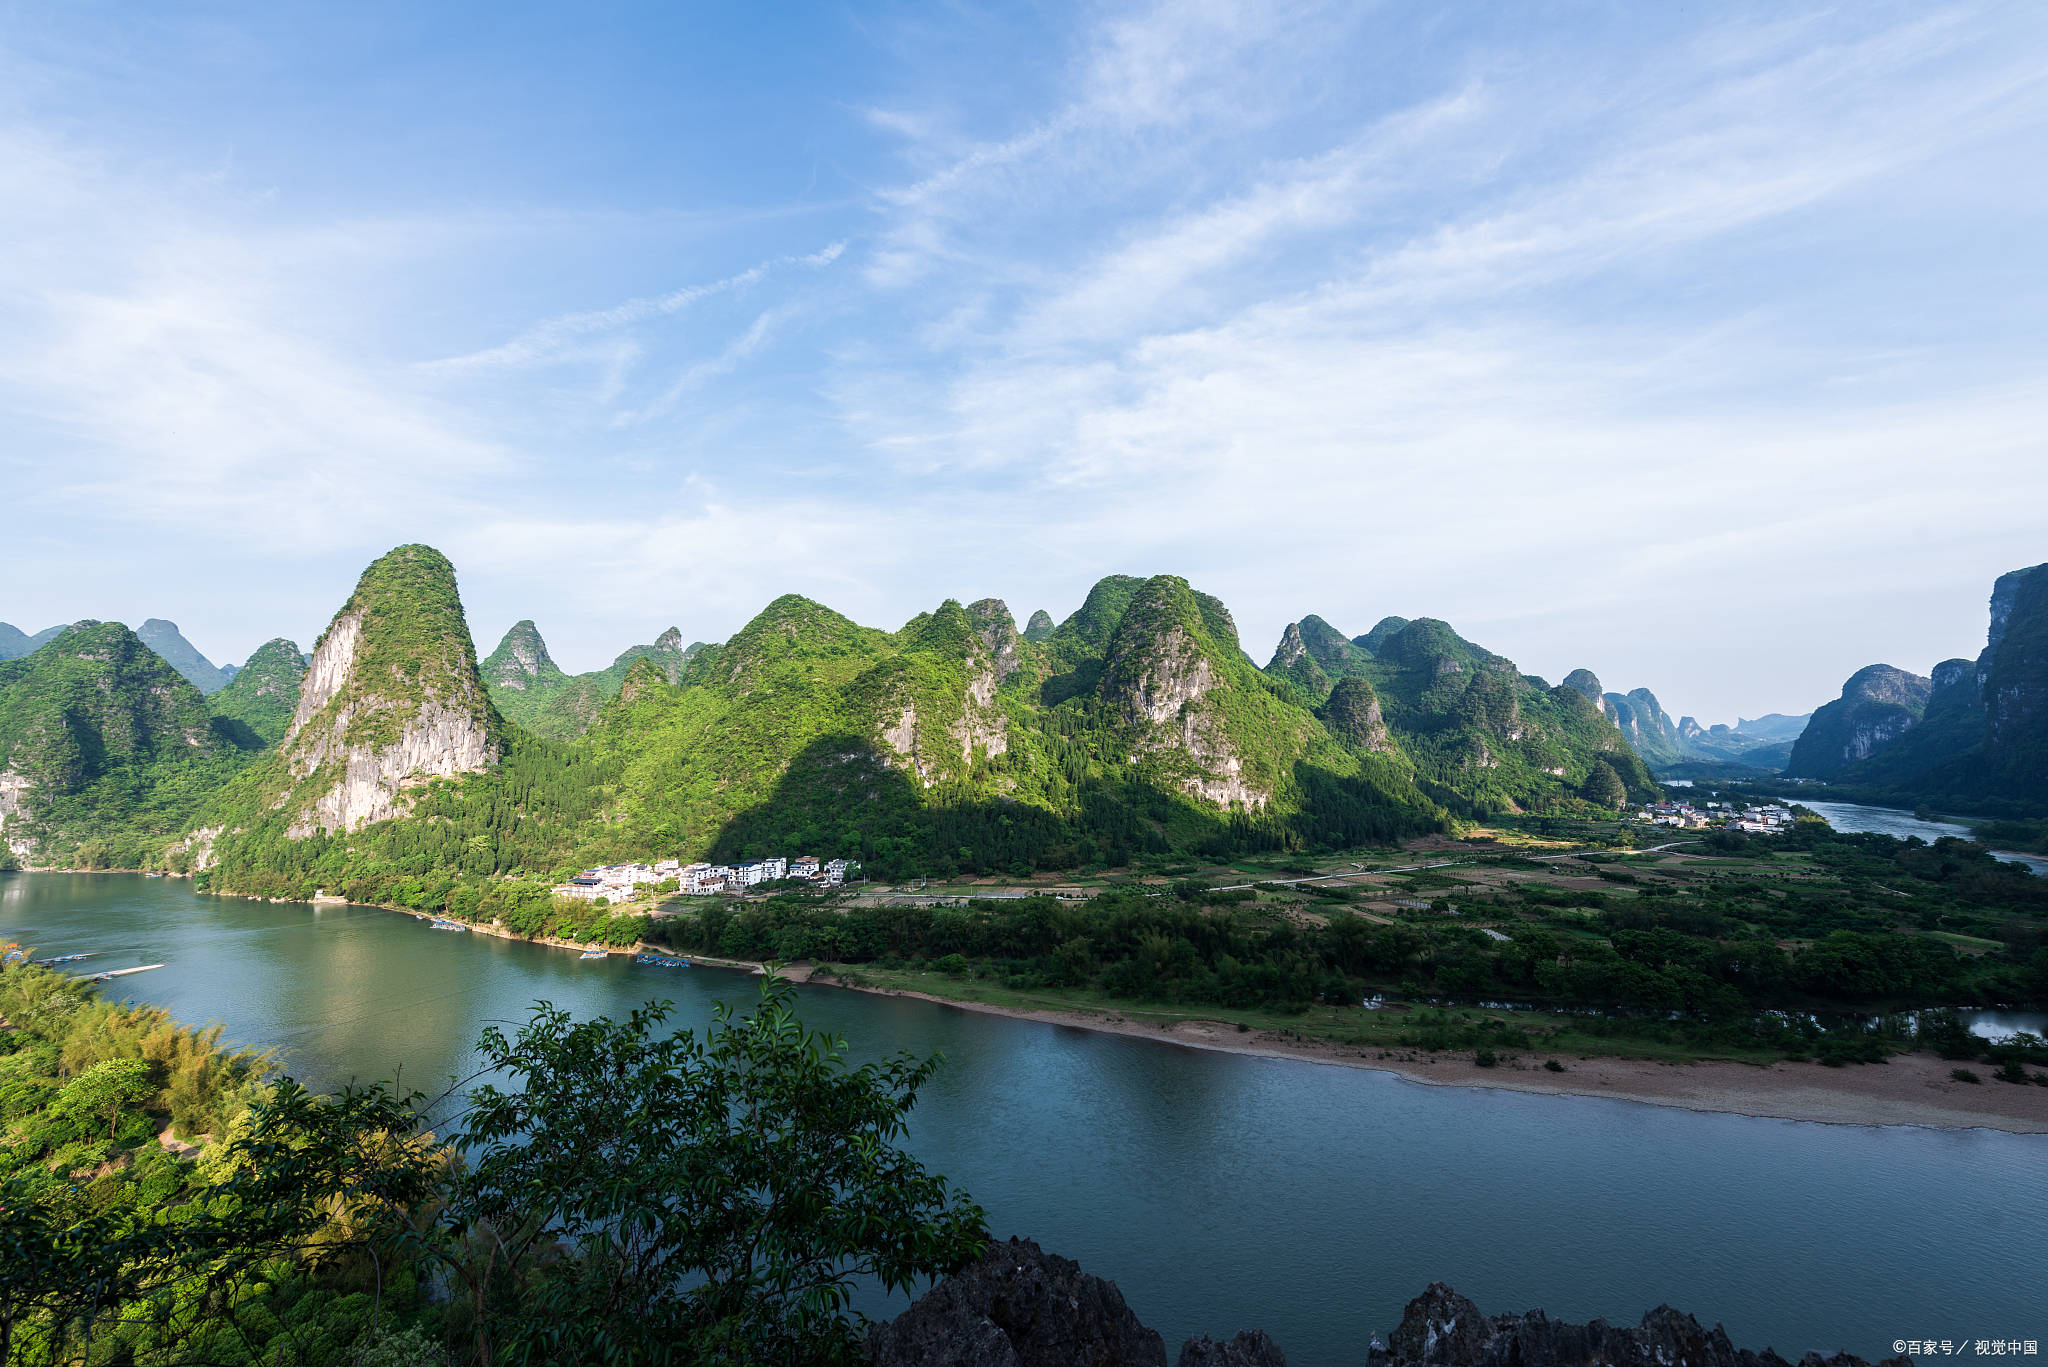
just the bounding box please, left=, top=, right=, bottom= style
left=4, top=872, right=2043, bottom=1364
left=1804, top=799, right=2048, bottom=876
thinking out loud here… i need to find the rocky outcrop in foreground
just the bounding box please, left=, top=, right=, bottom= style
left=1369, top=1282, right=1910, bottom=1367
left=869, top=1239, right=1911, bottom=1367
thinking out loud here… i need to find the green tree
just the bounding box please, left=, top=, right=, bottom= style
left=56, top=1058, right=156, bottom=1140
left=445, top=975, right=988, bottom=1365
left=1582, top=760, right=1627, bottom=809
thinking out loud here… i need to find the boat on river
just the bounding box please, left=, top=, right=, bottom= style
left=634, top=953, right=690, bottom=968
left=428, top=919, right=469, bottom=932
left=579, top=947, right=609, bottom=960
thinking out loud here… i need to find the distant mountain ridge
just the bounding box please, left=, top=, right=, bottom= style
left=483, top=621, right=705, bottom=738
left=1557, top=669, right=1802, bottom=775
left=135, top=619, right=233, bottom=694
left=0, top=623, right=66, bottom=661
left=4, top=616, right=240, bottom=696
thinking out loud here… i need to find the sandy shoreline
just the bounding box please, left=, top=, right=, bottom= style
left=812, top=977, right=2048, bottom=1134
left=39, top=873, right=2046, bottom=1133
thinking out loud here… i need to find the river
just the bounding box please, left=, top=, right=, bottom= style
left=1801, top=799, right=2048, bottom=877
left=3, top=872, right=2043, bottom=1364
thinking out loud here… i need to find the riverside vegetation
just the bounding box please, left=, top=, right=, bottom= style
left=0, top=963, right=986, bottom=1366
left=646, top=814, right=2048, bottom=1068
left=0, top=544, right=2044, bottom=1043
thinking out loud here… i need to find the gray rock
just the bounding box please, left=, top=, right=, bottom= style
left=1368, top=1281, right=1916, bottom=1367
left=867, top=1236, right=1167, bottom=1367
left=1177, top=1329, right=1287, bottom=1367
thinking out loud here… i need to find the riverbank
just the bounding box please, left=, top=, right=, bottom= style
left=811, top=972, right=2048, bottom=1133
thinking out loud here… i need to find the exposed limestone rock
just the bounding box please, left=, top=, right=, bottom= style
left=272, top=545, right=501, bottom=838
left=1, top=767, right=34, bottom=862
left=289, top=611, right=363, bottom=739
left=1784, top=664, right=1932, bottom=778
left=883, top=704, right=932, bottom=787
left=285, top=699, right=496, bottom=838
left=1179, top=1331, right=1288, bottom=1367
left=951, top=660, right=1010, bottom=764
left=1099, top=578, right=1268, bottom=810
left=965, top=599, right=1024, bottom=683
left=483, top=619, right=560, bottom=691
left=1369, top=1282, right=1911, bottom=1367
left=177, top=825, right=225, bottom=873
left=1271, top=622, right=1310, bottom=669
left=866, top=1237, right=1168, bottom=1367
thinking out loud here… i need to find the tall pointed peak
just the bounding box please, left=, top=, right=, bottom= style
left=280, top=544, right=499, bottom=835
left=483, top=619, right=563, bottom=690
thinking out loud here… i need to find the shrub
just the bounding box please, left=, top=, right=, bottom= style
left=1951, top=1068, right=1982, bottom=1084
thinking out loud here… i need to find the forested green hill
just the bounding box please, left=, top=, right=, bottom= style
left=206, top=637, right=308, bottom=747
left=483, top=620, right=703, bottom=739
left=0, top=621, right=255, bottom=867
left=1262, top=613, right=1660, bottom=814
left=5, top=548, right=1681, bottom=895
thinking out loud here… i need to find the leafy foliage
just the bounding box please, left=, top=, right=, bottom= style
left=0, top=622, right=257, bottom=868
left=446, top=981, right=986, bottom=1364
left=206, top=637, right=309, bottom=748
left=1, top=966, right=984, bottom=1366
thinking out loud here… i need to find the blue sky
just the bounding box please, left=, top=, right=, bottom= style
left=2, top=1, right=2044, bottom=723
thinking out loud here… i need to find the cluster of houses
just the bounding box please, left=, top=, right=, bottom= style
left=1635, top=800, right=1797, bottom=834
left=551, top=855, right=859, bottom=905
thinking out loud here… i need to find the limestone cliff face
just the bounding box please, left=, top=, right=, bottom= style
left=1265, top=621, right=1335, bottom=700
left=275, top=545, right=500, bottom=838
left=965, top=599, right=1024, bottom=684
left=1982, top=562, right=2048, bottom=762
left=0, top=767, right=33, bottom=861
left=879, top=599, right=1013, bottom=786
left=1271, top=622, right=1311, bottom=670
left=1783, top=663, right=1932, bottom=778
left=1100, top=576, right=1267, bottom=809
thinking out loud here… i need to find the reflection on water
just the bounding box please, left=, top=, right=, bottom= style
left=1801, top=800, right=2048, bottom=875
left=2, top=872, right=2044, bottom=1367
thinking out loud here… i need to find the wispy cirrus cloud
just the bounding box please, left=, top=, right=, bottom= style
left=3, top=0, right=2045, bottom=717
left=422, top=242, right=844, bottom=375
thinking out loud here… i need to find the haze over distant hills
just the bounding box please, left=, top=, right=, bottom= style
left=1554, top=671, right=1807, bottom=776
left=1, top=616, right=240, bottom=694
